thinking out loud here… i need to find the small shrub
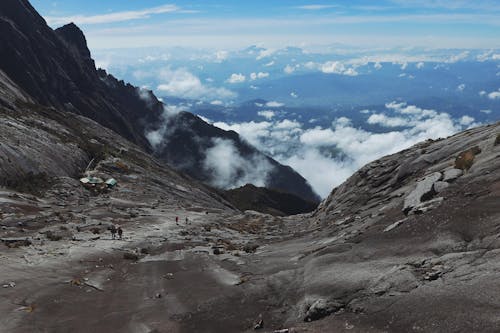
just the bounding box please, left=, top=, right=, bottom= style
left=115, top=161, right=130, bottom=172
left=455, top=146, right=482, bottom=171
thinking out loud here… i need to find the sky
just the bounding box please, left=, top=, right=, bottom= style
left=31, top=0, right=500, bottom=50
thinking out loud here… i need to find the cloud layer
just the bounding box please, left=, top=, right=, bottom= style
left=211, top=101, right=476, bottom=197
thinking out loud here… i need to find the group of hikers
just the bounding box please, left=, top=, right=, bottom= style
left=109, top=215, right=190, bottom=239
left=109, top=225, right=123, bottom=240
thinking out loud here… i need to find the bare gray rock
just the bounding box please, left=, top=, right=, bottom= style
left=443, top=168, right=463, bottom=182
left=433, top=181, right=450, bottom=193
left=304, top=298, right=343, bottom=322
left=403, top=172, right=442, bottom=214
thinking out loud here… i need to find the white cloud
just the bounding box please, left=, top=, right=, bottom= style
left=290, top=92, right=298, bottom=98
left=480, top=109, right=492, bottom=114
left=479, top=90, right=487, bottom=96
left=198, top=115, right=211, bottom=123
left=446, top=51, right=470, bottom=63
left=284, top=64, right=296, bottom=74
left=457, top=83, right=466, bottom=92
left=227, top=73, right=246, bottom=83
left=367, top=114, right=409, bottom=127
left=320, top=61, right=358, bottom=76
left=374, top=62, right=383, bottom=70
left=203, top=138, right=273, bottom=189
left=264, top=61, right=275, bottom=67
left=145, top=104, right=184, bottom=148
left=45, top=4, right=181, bottom=25
left=250, top=72, right=269, bottom=80
left=210, top=100, right=224, bottom=106
left=256, top=49, right=275, bottom=60
left=459, top=115, right=475, bottom=126
left=488, top=89, right=500, bottom=100
left=275, top=119, right=301, bottom=130
left=156, top=67, right=235, bottom=100
left=284, top=149, right=354, bottom=197
left=416, top=62, right=425, bottom=69
left=213, top=121, right=273, bottom=148
left=215, top=50, right=229, bottom=62
left=257, top=110, right=276, bottom=120
left=208, top=101, right=471, bottom=198
left=266, top=101, right=285, bottom=108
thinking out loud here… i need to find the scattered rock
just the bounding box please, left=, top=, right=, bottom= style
left=254, top=319, right=264, bottom=330
left=443, top=168, right=463, bottom=182
left=403, top=172, right=442, bottom=215
left=273, top=330, right=289, bottom=333
left=384, top=218, right=407, bottom=232
left=123, top=252, right=139, bottom=261
left=433, top=181, right=450, bottom=193
left=304, top=298, right=343, bottom=322
left=45, top=230, right=63, bottom=241
left=1, top=238, right=32, bottom=248
left=243, top=243, right=259, bottom=253
left=412, top=197, right=444, bottom=215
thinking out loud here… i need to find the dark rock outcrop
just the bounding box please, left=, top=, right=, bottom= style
left=152, top=112, right=320, bottom=202
left=222, top=184, right=318, bottom=216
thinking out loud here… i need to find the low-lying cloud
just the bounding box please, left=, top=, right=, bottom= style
left=156, top=67, right=236, bottom=100
left=203, top=138, right=273, bottom=189
left=211, top=101, right=476, bottom=197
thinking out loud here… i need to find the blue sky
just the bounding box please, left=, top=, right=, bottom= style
left=30, top=0, right=500, bottom=50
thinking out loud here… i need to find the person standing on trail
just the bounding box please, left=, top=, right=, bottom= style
left=117, top=227, right=123, bottom=240
left=175, top=216, right=179, bottom=225
left=110, top=225, right=117, bottom=239
left=185, top=217, right=189, bottom=224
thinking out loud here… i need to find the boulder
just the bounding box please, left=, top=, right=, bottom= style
left=403, top=172, right=442, bottom=214
left=433, top=181, right=450, bottom=193
left=304, top=298, right=343, bottom=322
left=443, top=168, right=463, bottom=182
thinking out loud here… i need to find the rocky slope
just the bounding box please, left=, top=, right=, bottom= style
left=3, top=118, right=500, bottom=333
left=2, top=1, right=500, bottom=332
left=0, top=0, right=318, bottom=202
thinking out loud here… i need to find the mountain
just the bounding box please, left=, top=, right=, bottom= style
left=221, top=183, right=318, bottom=216
left=151, top=111, right=320, bottom=202
left=0, top=0, right=319, bottom=202
left=4, top=1, right=500, bottom=332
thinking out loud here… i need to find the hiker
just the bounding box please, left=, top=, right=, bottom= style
left=117, top=227, right=123, bottom=240
left=110, top=225, right=117, bottom=239
left=175, top=216, right=179, bottom=225
left=185, top=217, right=189, bottom=224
